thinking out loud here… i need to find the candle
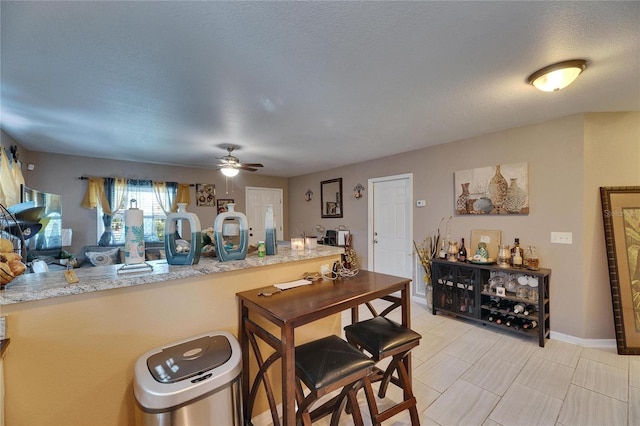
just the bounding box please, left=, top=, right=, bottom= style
left=291, top=238, right=305, bottom=251
left=305, top=237, right=317, bottom=250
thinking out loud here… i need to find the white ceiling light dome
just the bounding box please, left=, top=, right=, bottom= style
left=527, top=59, right=588, bottom=92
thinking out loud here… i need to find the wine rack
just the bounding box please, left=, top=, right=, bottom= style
left=432, top=259, right=550, bottom=347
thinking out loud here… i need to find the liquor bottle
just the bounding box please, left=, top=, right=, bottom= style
left=512, top=247, right=523, bottom=268
left=510, top=238, right=521, bottom=266
left=458, top=238, right=467, bottom=262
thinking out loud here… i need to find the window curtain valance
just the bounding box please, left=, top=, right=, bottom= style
left=81, top=177, right=190, bottom=214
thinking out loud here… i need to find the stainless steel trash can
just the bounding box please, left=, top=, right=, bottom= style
left=134, top=331, right=242, bottom=426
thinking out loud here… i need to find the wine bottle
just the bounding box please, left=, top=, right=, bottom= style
left=496, top=314, right=507, bottom=325
left=505, top=315, right=516, bottom=327
left=522, top=319, right=538, bottom=330
left=523, top=304, right=536, bottom=316
left=513, top=303, right=525, bottom=315
left=458, top=238, right=467, bottom=262
left=488, top=311, right=498, bottom=322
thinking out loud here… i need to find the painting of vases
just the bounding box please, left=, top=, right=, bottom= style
left=454, top=162, right=529, bottom=215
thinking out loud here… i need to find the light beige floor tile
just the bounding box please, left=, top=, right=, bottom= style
left=489, top=382, right=563, bottom=426
left=425, top=379, right=499, bottom=426
left=630, top=355, right=640, bottom=389
left=407, top=376, right=441, bottom=414
left=515, top=355, right=574, bottom=400
left=630, top=385, right=640, bottom=426
left=533, top=338, right=582, bottom=368
left=571, top=357, right=628, bottom=402
left=420, top=412, right=442, bottom=426
left=412, top=331, right=451, bottom=362
left=428, top=315, right=474, bottom=340
left=580, top=347, right=629, bottom=370
left=482, top=418, right=503, bottom=426
left=483, top=333, right=537, bottom=366
left=557, top=384, right=628, bottom=426
left=442, top=328, right=499, bottom=364
left=413, top=350, right=472, bottom=393
left=462, top=352, right=523, bottom=396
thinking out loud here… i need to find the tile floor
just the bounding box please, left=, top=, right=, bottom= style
left=282, top=300, right=639, bottom=426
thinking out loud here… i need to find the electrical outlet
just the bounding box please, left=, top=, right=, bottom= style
left=551, top=232, right=572, bottom=244
left=416, top=200, right=426, bottom=207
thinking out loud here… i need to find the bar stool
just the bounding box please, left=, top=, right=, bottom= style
left=294, top=335, right=374, bottom=426
left=344, top=316, right=422, bottom=425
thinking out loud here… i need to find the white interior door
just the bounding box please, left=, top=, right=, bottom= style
left=368, top=174, right=413, bottom=280
left=245, top=187, right=283, bottom=246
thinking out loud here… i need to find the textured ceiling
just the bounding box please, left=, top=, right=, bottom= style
left=1, top=1, right=639, bottom=177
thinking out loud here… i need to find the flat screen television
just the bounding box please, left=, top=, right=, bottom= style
left=21, top=185, right=62, bottom=252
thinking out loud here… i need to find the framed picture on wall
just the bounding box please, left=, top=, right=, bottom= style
left=196, top=183, right=215, bottom=206
left=217, top=199, right=234, bottom=214
left=600, top=186, right=640, bottom=355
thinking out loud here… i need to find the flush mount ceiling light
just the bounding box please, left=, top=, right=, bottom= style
left=527, top=59, right=587, bottom=92
left=221, top=166, right=239, bottom=177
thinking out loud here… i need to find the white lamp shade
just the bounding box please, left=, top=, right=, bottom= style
left=221, top=167, right=239, bottom=177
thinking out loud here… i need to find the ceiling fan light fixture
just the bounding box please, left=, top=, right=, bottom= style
left=221, top=166, right=239, bottom=177
left=527, top=59, right=587, bottom=92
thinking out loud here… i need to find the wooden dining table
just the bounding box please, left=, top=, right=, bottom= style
left=236, top=270, right=412, bottom=426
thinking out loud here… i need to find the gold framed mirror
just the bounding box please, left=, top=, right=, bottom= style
left=321, top=178, right=343, bottom=218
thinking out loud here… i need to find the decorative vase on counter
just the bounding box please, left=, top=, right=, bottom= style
left=264, top=204, right=277, bottom=256
left=213, top=203, right=249, bottom=262
left=488, top=165, right=508, bottom=212
left=164, top=203, right=202, bottom=265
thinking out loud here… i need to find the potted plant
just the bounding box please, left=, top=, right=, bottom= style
left=58, top=249, right=75, bottom=266
left=414, top=222, right=442, bottom=310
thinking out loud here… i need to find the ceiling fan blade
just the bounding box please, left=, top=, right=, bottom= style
left=241, top=163, right=263, bottom=168
left=239, top=165, right=258, bottom=172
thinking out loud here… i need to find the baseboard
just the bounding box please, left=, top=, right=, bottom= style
left=550, top=330, right=617, bottom=349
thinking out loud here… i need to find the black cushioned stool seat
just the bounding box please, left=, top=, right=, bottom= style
left=295, top=335, right=374, bottom=426
left=344, top=316, right=422, bottom=425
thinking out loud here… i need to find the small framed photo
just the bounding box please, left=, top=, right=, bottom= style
left=496, top=287, right=506, bottom=297
left=217, top=199, right=234, bottom=214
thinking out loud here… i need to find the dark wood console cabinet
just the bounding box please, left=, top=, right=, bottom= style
left=431, top=259, right=550, bottom=347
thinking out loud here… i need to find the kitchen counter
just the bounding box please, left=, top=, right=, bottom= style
left=1, top=244, right=344, bottom=426
left=0, top=245, right=343, bottom=305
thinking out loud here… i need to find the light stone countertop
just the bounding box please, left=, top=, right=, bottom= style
left=0, top=245, right=344, bottom=306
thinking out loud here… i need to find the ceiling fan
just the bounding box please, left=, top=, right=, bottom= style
left=215, top=146, right=264, bottom=177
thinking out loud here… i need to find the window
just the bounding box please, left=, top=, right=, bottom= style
left=97, top=181, right=175, bottom=245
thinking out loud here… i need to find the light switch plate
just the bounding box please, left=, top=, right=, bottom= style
left=551, top=232, right=572, bottom=244
left=416, top=200, right=426, bottom=207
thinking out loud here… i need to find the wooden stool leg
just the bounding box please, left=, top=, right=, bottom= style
left=394, top=356, right=420, bottom=425
left=362, top=376, right=383, bottom=426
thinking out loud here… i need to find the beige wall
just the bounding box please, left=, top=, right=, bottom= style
left=289, top=112, right=640, bottom=340
left=17, top=152, right=289, bottom=254
left=583, top=112, right=640, bottom=339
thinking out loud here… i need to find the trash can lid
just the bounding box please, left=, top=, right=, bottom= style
left=147, top=335, right=232, bottom=383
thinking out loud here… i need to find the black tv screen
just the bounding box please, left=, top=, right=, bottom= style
left=21, top=185, right=62, bottom=252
